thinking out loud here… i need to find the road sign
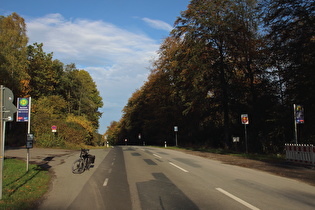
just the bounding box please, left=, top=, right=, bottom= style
left=233, top=137, right=240, bottom=142
left=26, top=133, right=34, bottom=149
left=241, top=114, right=249, bottom=125
left=52, top=125, right=57, bottom=132
left=241, top=114, right=249, bottom=153
left=17, top=98, right=30, bottom=122
left=295, top=105, right=304, bottom=124
left=2, top=87, right=17, bottom=121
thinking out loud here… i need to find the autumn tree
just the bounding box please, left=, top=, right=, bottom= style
left=0, top=13, right=104, bottom=147
left=0, top=12, right=29, bottom=96
left=119, top=64, right=180, bottom=145
left=170, top=0, right=270, bottom=148
left=105, top=121, right=120, bottom=145
left=58, top=64, right=103, bottom=129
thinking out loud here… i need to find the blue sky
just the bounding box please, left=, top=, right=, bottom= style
left=1, top=0, right=190, bottom=134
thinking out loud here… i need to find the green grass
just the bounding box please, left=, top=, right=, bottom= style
left=0, top=158, right=51, bottom=210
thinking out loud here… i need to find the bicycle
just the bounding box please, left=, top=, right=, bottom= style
left=72, top=149, right=95, bottom=174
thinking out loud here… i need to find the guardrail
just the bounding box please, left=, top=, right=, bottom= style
left=285, top=144, right=315, bottom=166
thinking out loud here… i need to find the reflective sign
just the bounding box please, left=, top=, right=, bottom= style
left=295, top=105, right=304, bottom=124
left=17, top=98, right=30, bottom=122
left=241, top=114, right=249, bottom=125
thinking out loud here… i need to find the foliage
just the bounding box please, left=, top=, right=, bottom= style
left=27, top=43, right=63, bottom=99
left=0, top=13, right=29, bottom=96
left=112, top=0, right=315, bottom=153
left=261, top=0, right=315, bottom=145
left=58, top=66, right=103, bottom=129
left=0, top=13, right=103, bottom=148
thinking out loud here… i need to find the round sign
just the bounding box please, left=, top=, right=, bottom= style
left=241, top=114, right=249, bottom=124
left=19, top=98, right=29, bottom=106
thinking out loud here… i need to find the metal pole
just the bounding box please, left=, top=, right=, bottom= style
left=175, top=132, right=178, bottom=147
left=245, top=124, right=248, bottom=153
left=0, top=85, right=3, bottom=199
left=293, top=104, right=298, bottom=144
left=26, top=97, right=31, bottom=172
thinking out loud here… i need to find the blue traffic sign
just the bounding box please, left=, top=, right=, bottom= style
left=17, top=98, right=30, bottom=122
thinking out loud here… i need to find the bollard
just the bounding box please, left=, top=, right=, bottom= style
left=165, top=141, right=167, bottom=148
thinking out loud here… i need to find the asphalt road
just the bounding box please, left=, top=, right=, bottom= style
left=5, top=146, right=315, bottom=209
left=123, top=146, right=315, bottom=210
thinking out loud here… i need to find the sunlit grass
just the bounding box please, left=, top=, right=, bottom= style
left=0, top=158, right=51, bottom=209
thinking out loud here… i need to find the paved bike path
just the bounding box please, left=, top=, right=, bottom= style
left=5, top=147, right=111, bottom=209
left=67, top=147, right=132, bottom=210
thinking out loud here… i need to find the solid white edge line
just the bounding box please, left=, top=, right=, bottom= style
left=153, top=154, right=162, bottom=159
left=216, top=188, right=260, bottom=210
left=169, top=162, right=189, bottom=172
left=103, top=178, right=109, bottom=187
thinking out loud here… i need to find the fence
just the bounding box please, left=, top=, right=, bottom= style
left=285, top=144, right=315, bottom=166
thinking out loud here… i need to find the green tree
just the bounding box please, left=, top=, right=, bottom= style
left=27, top=43, right=62, bottom=99
left=172, top=0, right=266, bottom=148
left=262, top=0, right=315, bottom=144
left=59, top=64, right=103, bottom=129
left=32, top=95, right=67, bottom=147
left=118, top=66, right=179, bottom=145
left=0, top=12, right=29, bottom=96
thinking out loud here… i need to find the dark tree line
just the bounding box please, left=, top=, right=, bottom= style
left=107, top=0, right=315, bottom=153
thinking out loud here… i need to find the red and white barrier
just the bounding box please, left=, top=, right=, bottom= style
left=285, top=144, right=315, bottom=166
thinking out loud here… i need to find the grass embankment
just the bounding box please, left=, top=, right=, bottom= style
left=0, top=158, right=50, bottom=210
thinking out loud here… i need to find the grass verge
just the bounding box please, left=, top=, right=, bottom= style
left=0, top=158, right=51, bottom=210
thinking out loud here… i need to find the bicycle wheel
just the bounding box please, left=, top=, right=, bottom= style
left=72, top=159, right=85, bottom=174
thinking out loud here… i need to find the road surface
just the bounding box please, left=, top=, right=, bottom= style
left=6, top=146, right=315, bottom=209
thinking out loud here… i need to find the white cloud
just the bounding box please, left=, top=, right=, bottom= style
left=142, top=17, right=173, bottom=31
left=26, top=13, right=160, bottom=133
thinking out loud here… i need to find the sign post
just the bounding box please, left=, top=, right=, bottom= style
left=0, top=86, right=3, bottom=200
left=241, top=114, right=249, bottom=153
left=174, top=126, right=178, bottom=147
left=0, top=86, right=18, bottom=199
left=17, top=97, right=32, bottom=171
left=293, top=104, right=304, bottom=144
